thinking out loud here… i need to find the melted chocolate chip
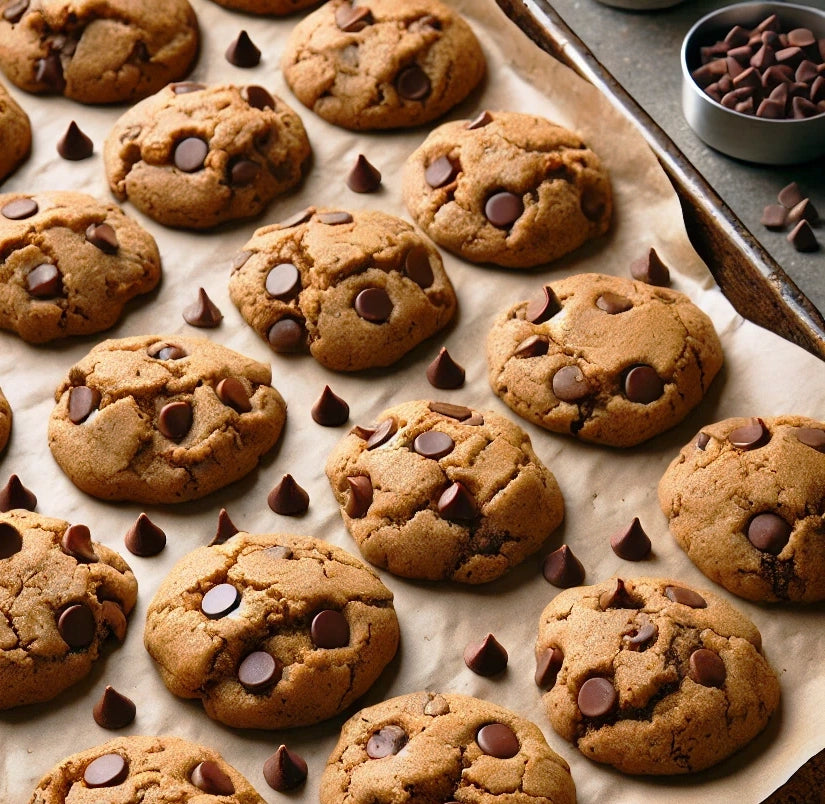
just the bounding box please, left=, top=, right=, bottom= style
left=552, top=365, right=590, bottom=402
left=216, top=378, right=252, bottom=413
left=61, top=523, right=97, bottom=563
left=268, top=318, right=306, bottom=352
left=57, top=121, right=93, bottom=160
left=514, top=335, right=549, bottom=358
left=35, top=52, right=65, bottom=93
left=347, top=154, right=382, bottom=192
left=183, top=288, right=223, bottom=328
left=174, top=137, right=208, bottom=172
left=225, top=30, right=261, bottom=67
left=428, top=401, right=472, bottom=421
left=404, top=245, right=434, bottom=288
left=624, top=365, right=664, bottom=404
left=84, top=754, right=128, bottom=788
left=311, top=609, right=349, bottom=648
left=27, top=263, right=62, bottom=297
left=312, top=385, right=350, bottom=426
left=425, top=155, right=459, bottom=188
left=0, top=474, right=37, bottom=511
left=355, top=287, right=393, bottom=322
left=689, top=649, right=726, bottom=687
left=345, top=476, right=373, bottom=518
left=0, top=522, right=23, bottom=559
left=263, top=746, right=308, bottom=791
left=366, top=417, right=397, bottom=449
left=728, top=417, right=770, bottom=450
left=85, top=223, right=119, bottom=254
left=124, top=513, right=166, bottom=557
left=367, top=725, right=408, bottom=759
left=317, top=210, right=353, bottom=225
left=396, top=64, right=431, bottom=100
left=93, top=686, right=136, bottom=729
left=609, top=517, right=652, bottom=561
left=201, top=583, right=241, bottom=619
left=238, top=651, right=282, bottom=692
left=625, top=619, right=658, bottom=651
left=268, top=474, right=309, bottom=515
left=426, top=347, right=465, bottom=389
left=58, top=603, right=96, bottom=648
left=525, top=285, right=561, bottom=324
left=485, top=191, right=523, bottom=228
left=476, top=723, right=519, bottom=758
left=747, top=512, right=791, bottom=554
left=577, top=677, right=617, bottom=717
left=1, top=197, right=38, bottom=220
left=3, top=0, right=29, bottom=23
left=191, top=761, right=235, bottom=795
left=535, top=646, right=564, bottom=688
left=664, top=585, right=707, bottom=608
left=596, top=292, right=632, bottom=314
left=413, top=430, right=454, bottom=459
left=464, top=633, right=508, bottom=676
left=157, top=400, right=193, bottom=440
left=542, top=545, right=585, bottom=588
left=797, top=427, right=825, bottom=453
left=68, top=385, right=101, bottom=424
left=437, top=481, right=478, bottom=520
left=229, top=159, right=260, bottom=186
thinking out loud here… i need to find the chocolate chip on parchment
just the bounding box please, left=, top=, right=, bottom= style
left=347, top=154, right=382, bottom=192
left=268, top=474, right=309, bottom=515
left=263, top=746, right=308, bottom=791
left=312, top=385, right=349, bottom=426
left=787, top=220, right=819, bottom=252
left=93, top=686, right=136, bottom=729
left=761, top=204, right=788, bottom=230
left=630, top=247, right=670, bottom=286
left=210, top=508, right=239, bottom=546
left=0, top=474, right=37, bottom=511
left=542, top=544, right=585, bottom=588
left=225, top=30, right=261, bottom=67
left=183, top=288, right=222, bottom=328
left=124, top=513, right=166, bottom=557
left=57, top=121, right=93, bottom=160
left=610, top=517, right=651, bottom=561
left=426, top=347, right=465, bottom=389
left=464, top=633, right=508, bottom=676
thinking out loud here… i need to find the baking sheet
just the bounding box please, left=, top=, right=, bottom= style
left=1, top=0, right=824, bottom=801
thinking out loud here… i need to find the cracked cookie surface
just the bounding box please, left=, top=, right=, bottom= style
left=536, top=576, right=779, bottom=775
left=325, top=399, right=564, bottom=583
left=281, top=0, right=485, bottom=130
left=0, top=0, right=198, bottom=104
left=229, top=207, right=457, bottom=371
left=0, top=191, right=161, bottom=343
left=104, top=83, right=311, bottom=229
left=659, top=415, right=825, bottom=603
left=144, top=532, right=400, bottom=729
left=402, top=111, right=612, bottom=268
left=320, top=691, right=576, bottom=803
left=0, top=80, right=30, bottom=183
left=0, top=509, right=137, bottom=710
left=0, top=385, right=10, bottom=452
left=29, top=734, right=264, bottom=803
left=47, top=334, right=287, bottom=504
left=487, top=273, right=723, bottom=447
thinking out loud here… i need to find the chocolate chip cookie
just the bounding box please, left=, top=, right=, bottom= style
left=0, top=80, right=30, bottom=183
left=0, top=0, right=199, bottom=104
left=144, top=532, right=400, bottom=729
left=28, top=735, right=264, bottom=802
left=325, top=399, right=564, bottom=583
left=0, top=509, right=137, bottom=710
left=104, top=83, right=311, bottom=229
left=0, top=386, right=10, bottom=452
left=0, top=191, right=161, bottom=343
left=659, top=415, right=825, bottom=603
left=402, top=111, right=612, bottom=267
left=320, top=691, right=577, bottom=803
left=228, top=207, right=457, bottom=371
left=487, top=273, right=724, bottom=447
left=208, top=0, right=319, bottom=13
left=48, top=335, right=287, bottom=504
left=536, top=576, right=780, bottom=775
left=281, top=0, right=485, bottom=130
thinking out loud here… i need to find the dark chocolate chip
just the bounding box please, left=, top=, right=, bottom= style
left=425, top=155, right=459, bottom=188
left=542, top=544, right=585, bottom=588
left=84, top=754, right=128, bottom=788
left=238, top=651, right=282, bottom=692
left=0, top=474, right=37, bottom=511
left=347, top=154, right=382, bottom=193
left=476, top=723, right=519, bottom=758
left=787, top=220, right=819, bottom=252
left=354, top=287, right=393, bottom=323
left=124, top=513, right=166, bottom=557
left=366, top=417, right=397, bottom=449
left=788, top=27, right=815, bottom=48
left=3, top=0, right=29, bottom=23
left=312, top=385, right=349, bottom=426
left=464, top=633, right=508, bottom=676
left=351, top=424, right=376, bottom=441
left=317, top=210, right=353, bottom=225
left=610, top=517, right=651, bottom=561
left=426, top=347, right=465, bottom=389
left=149, top=342, right=187, bottom=361
left=174, top=137, right=208, bottom=172
left=0, top=522, right=23, bottom=559
left=552, top=365, right=590, bottom=402
left=413, top=430, right=454, bottom=460
left=761, top=204, right=788, bottom=229
left=201, top=583, right=241, bottom=619
left=93, top=686, right=136, bottom=729
left=345, top=476, right=373, bottom=518
left=1, top=197, right=38, bottom=220
left=157, top=400, right=192, bottom=441
left=229, top=158, right=260, bottom=186
left=58, top=603, right=95, bottom=648
left=484, top=191, right=523, bottom=228
left=725, top=25, right=750, bottom=47
left=61, top=523, right=97, bottom=563
left=35, top=53, right=65, bottom=92
left=85, top=223, right=119, bottom=254
left=216, top=378, right=252, bottom=413
left=630, top=247, right=671, bottom=286
left=747, top=512, right=791, bottom=554
left=437, top=481, right=478, bottom=520
left=599, top=578, right=638, bottom=609
left=225, top=30, right=261, bottom=67
left=311, top=609, right=349, bottom=648
left=172, top=81, right=206, bottom=94
left=277, top=208, right=314, bottom=230
left=263, top=746, right=308, bottom=791
left=625, top=619, right=658, bottom=651
left=624, top=365, right=664, bottom=404
left=335, top=3, right=373, bottom=32
left=525, top=285, right=562, bottom=324
left=57, top=121, right=93, bottom=160
left=797, top=427, right=825, bottom=452
left=268, top=474, right=309, bottom=515
left=689, top=649, right=726, bottom=687
left=242, top=84, right=275, bottom=110
left=265, top=263, right=302, bottom=300
left=596, top=292, right=633, bottom=314
left=696, top=431, right=711, bottom=450
left=366, top=725, right=408, bottom=759
left=728, top=417, right=770, bottom=450
left=467, top=110, right=493, bottom=129
left=514, top=335, right=549, bottom=358
left=68, top=385, right=101, bottom=424
left=535, top=646, right=564, bottom=688
left=268, top=318, right=306, bottom=352
left=577, top=677, right=617, bottom=717
left=428, top=401, right=472, bottom=421
left=404, top=245, right=434, bottom=288
left=27, top=263, right=62, bottom=298
left=211, top=508, right=239, bottom=546
left=191, top=761, right=235, bottom=795
left=664, top=585, right=707, bottom=608
left=101, top=601, right=127, bottom=643
left=779, top=181, right=804, bottom=208
left=182, top=288, right=222, bottom=328
left=788, top=199, right=820, bottom=226
left=396, top=64, right=431, bottom=100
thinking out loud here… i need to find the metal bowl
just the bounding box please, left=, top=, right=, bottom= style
left=681, top=1, right=825, bottom=164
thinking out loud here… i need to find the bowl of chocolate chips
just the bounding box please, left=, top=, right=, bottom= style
left=681, top=2, right=825, bottom=164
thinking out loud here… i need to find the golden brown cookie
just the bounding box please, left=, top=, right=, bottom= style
left=659, top=415, right=825, bottom=603
left=0, top=385, right=10, bottom=453
left=320, top=691, right=577, bottom=803
left=48, top=335, right=287, bottom=504
left=0, top=510, right=137, bottom=710
left=536, top=576, right=780, bottom=775
left=144, top=532, right=400, bottom=729
left=282, top=0, right=485, bottom=130
left=325, top=399, right=564, bottom=583
left=487, top=273, right=724, bottom=447
left=403, top=111, right=612, bottom=267
left=228, top=207, right=457, bottom=371
left=104, top=83, right=311, bottom=229
left=0, top=80, right=30, bottom=183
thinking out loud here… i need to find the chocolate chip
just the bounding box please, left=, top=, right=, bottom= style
left=355, top=287, right=393, bottom=322
left=149, top=342, right=187, bottom=360
left=56, top=121, right=93, bottom=160
left=437, top=481, right=478, bottom=520
left=335, top=3, right=373, bottom=32
left=425, top=155, right=459, bottom=188
left=689, top=649, right=726, bottom=687
left=426, top=347, right=465, bottom=389
left=761, top=204, right=788, bottom=230
left=577, top=677, right=617, bottom=717
left=366, top=417, right=397, bottom=449
left=467, top=110, right=493, bottom=129
left=277, top=208, right=314, bottom=230
left=174, top=137, right=208, bottom=172
left=0, top=522, right=23, bottom=559
left=225, top=30, right=261, bottom=67
left=191, top=761, right=235, bottom=795
left=347, top=154, right=382, bottom=192
left=747, top=512, right=791, bottom=554
left=312, top=385, right=349, bottom=426
left=797, top=427, right=825, bottom=452
left=624, top=619, right=658, bottom=651
left=345, top=476, right=373, bottom=518
left=263, top=746, right=308, bottom=791
left=201, top=583, right=241, bottom=619
left=0, top=474, right=37, bottom=511
left=268, top=474, right=309, bottom=515
left=93, top=686, right=136, bottom=729
left=84, top=754, right=128, bottom=787
left=599, top=578, right=638, bottom=609
left=464, top=633, right=508, bottom=676
left=172, top=81, right=206, bottom=94
left=404, top=245, right=434, bottom=288
left=788, top=28, right=815, bottom=48
left=1, top=197, right=38, bottom=220
left=229, top=158, right=260, bottom=186
left=396, top=64, right=431, bottom=100
left=696, top=432, right=711, bottom=450
left=157, top=400, right=192, bottom=441
left=238, top=87, right=273, bottom=114
left=514, top=335, right=549, bottom=358
left=630, top=247, right=671, bottom=286
left=61, top=523, right=97, bottom=563
left=100, top=601, right=127, bottom=642
left=211, top=508, right=239, bottom=546
left=428, top=401, right=472, bottom=421
left=216, top=377, right=252, bottom=413
left=68, top=385, right=100, bottom=425
left=610, top=517, right=651, bottom=561
left=263, top=264, right=301, bottom=302
left=35, top=52, right=65, bottom=92
left=413, top=430, right=454, bottom=460
left=353, top=423, right=376, bottom=440
left=728, top=417, right=770, bottom=450
left=788, top=199, right=820, bottom=226
left=476, top=723, right=519, bottom=758
left=27, top=263, right=62, bottom=297
left=484, top=191, right=523, bottom=228
left=624, top=365, right=664, bottom=404
left=366, top=725, right=408, bottom=759
left=124, top=513, right=166, bottom=557
left=526, top=285, right=561, bottom=324
left=311, top=609, right=349, bottom=648
left=664, top=585, right=707, bottom=608
left=85, top=223, right=119, bottom=254
left=58, top=603, right=95, bottom=648
left=535, top=646, right=564, bottom=688
left=3, top=0, right=29, bottom=22
left=596, top=292, right=633, bottom=314
left=552, top=365, right=590, bottom=402
left=183, top=288, right=222, bottom=328
left=238, top=651, right=282, bottom=692
left=317, top=210, right=353, bottom=225
left=268, top=318, right=306, bottom=352
left=779, top=182, right=805, bottom=209
left=542, top=544, right=585, bottom=588
left=465, top=413, right=484, bottom=426
left=787, top=220, right=819, bottom=252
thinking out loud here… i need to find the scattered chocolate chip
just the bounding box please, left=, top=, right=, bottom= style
left=355, top=287, right=393, bottom=323
left=426, top=347, right=465, bottom=389
left=157, top=400, right=193, bottom=441
left=174, top=137, right=208, bottom=172
left=312, top=385, right=350, bottom=426
left=788, top=198, right=820, bottom=226
left=526, top=285, right=562, bottom=324
left=61, top=523, right=97, bottom=563
left=58, top=603, right=95, bottom=648
left=728, top=417, right=770, bottom=450
left=229, top=158, right=260, bottom=186
left=183, top=288, right=222, bottom=328
left=366, top=417, right=397, bottom=449
left=610, top=517, right=652, bottom=561
left=787, top=219, right=819, bottom=252
left=84, top=753, right=128, bottom=788
left=428, top=401, right=472, bottom=421
left=1, top=197, right=38, bottom=220
left=467, top=110, right=493, bottom=129
left=425, top=155, right=459, bottom=188
left=779, top=182, right=805, bottom=208
left=191, top=761, right=235, bottom=795
left=542, top=544, right=585, bottom=588
left=412, top=430, right=455, bottom=460
left=630, top=247, right=671, bottom=286
left=437, top=481, right=478, bottom=520
left=268, top=474, right=309, bottom=515
left=345, top=476, right=373, bottom=518
left=552, top=365, right=590, bottom=402
left=664, top=585, right=707, bottom=608
left=347, top=154, right=382, bottom=192
left=396, top=64, right=431, bottom=100
left=599, top=578, right=638, bottom=609
left=624, top=365, right=664, bottom=404
left=514, top=334, right=549, bottom=358
left=485, top=191, right=523, bottom=228
left=225, top=30, right=261, bottom=67
left=216, top=378, right=252, bottom=413
left=277, top=206, right=314, bottom=228
left=201, top=583, right=241, bottom=619
left=689, top=649, right=726, bottom=687
left=596, top=292, right=633, bottom=314
left=85, top=222, right=119, bottom=254
left=317, top=210, right=353, bottom=225
left=0, top=522, right=23, bottom=559
left=0, top=474, right=37, bottom=511
left=797, top=427, right=825, bottom=452
left=27, top=263, right=62, bottom=297
left=404, top=245, right=434, bottom=288
left=747, top=512, right=791, bottom=554
left=577, top=677, right=617, bottom=717
left=335, top=3, right=373, bottom=32
left=535, top=645, right=564, bottom=688
left=311, top=609, right=349, bottom=648
left=35, top=52, right=65, bottom=92
left=476, top=723, right=519, bottom=758
left=124, top=513, right=166, bottom=557
left=625, top=618, right=658, bottom=651
left=238, top=651, right=282, bottom=692
left=172, top=81, right=206, bottom=94
left=68, top=385, right=100, bottom=424
left=761, top=204, right=788, bottom=230
left=263, top=746, right=308, bottom=791
left=3, top=0, right=29, bottom=23
left=268, top=318, right=306, bottom=352
left=788, top=28, right=815, bottom=48
left=366, top=725, right=408, bottom=759
left=149, top=342, right=187, bottom=360
left=93, top=686, right=136, bottom=729
left=464, top=633, right=508, bottom=676
left=57, top=121, right=93, bottom=160
left=211, top=508, right=239, bottom=546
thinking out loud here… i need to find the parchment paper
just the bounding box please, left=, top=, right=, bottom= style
left=1, top=1, right=823, bottom=801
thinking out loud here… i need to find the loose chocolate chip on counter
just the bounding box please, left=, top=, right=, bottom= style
left=268, top=318, right=306, bottom=352
left=86, top=222, right=119, bottom=253
left=542, top=544, right=585, bottom=588
left=201, top=583, right=241, bottom=619
left=366, top=417, right=397, bottom=449
left=268, top=474, right=309, bottom=515
left=577, top=677, right=617, bottom=718
left=624, top=618, right=658, bottom=651
left=413, top=430, right=455, bottom=460
left=265, top=263, right=302, bottom=299
left=264, top=745, right=308, bottom=791
left=610, top=517, right=652, bottom=561
left=0, top=522, right=23, bottom=559
left=3, top=0, right=29, bottom=22
left=61, top=523, right=97, bottom=563
left=484, top=191, right=523, bottom=228
left=425, top=155, right=459, bottom=188
left=229, top=158, right=260, bottom=187
left=552, top=365, right=590, bottom=402
left=335, top=3, right=373, bottom=32
left=797, top=427, right=825, bottom=452
left=242, top=84, right=275, bottom=110
left=630, top=247, right=671, bottom=286
left=35, top=52, right=65, bottom=92
left=404, top=245, right=434, bottom=288
left=211, top=508, right=239, bottom=546
left=467, top=110, right=493, bottom=129
left=689, top=648, right=726, bottom=688
left=514, top=335, right=549, bottom=358
left=787, top=198, right=820, bottom=226
left=174, top=137, right=208, bottom=172
left=157, top=400, right=193, bottom=441
left=437, top=481, right=478, bottom=521
left=761, top=204, right=788, bottom=229
left=225, top=30, right=261, bottom=67
left=183, top=288, right=223, bottom=328
left=57, top=121, right=93, bottom=160
left=426, top=347, right=465, bottom=389
left=93, top=686, right=136, bottom=729
left=347, top=154, right=382, bottom=192
left=476, top=723, right=520, bottom=759
left=526, top=285, right=562, bottom=324
left=311, top=609, right=349, bottom=648
left=149, top=342, right=187, bottom=360
left=355, top=287, right=393, bottom=323
left=366, top=725, right=408, bottom=759
left=124, top=513, right=166, bottom=557
left=535, top=646, right=564, bottom=688
left=664, top=585, right=707, bottom=608
left=396, top=64, right=431, bottom=100
left=84, top=754, right=129, bottom=788
left=596, top=291, right=633, bottom=314
left=27, top=263, right=62, bottom=297
left=0, top=474, right=37, bottom=511
left=317, top=210, right=353, bottom=225
left=238, top=651, right=282, bottom=692
left=428, top=401, right=472, bottom=421
left=623, top=365, right=664, bottom=404
left=68, top=385, right=101, bottom=424
left=787, top=220, right=819, bottom=252
left=464, top=633, right=508, bottom=676
left=1, top=197, right=38, bottom=220
left=345, top=476, right=373, bottom=518
left=747, top=512, right=791, bottom=554
left=778, top=182, right=804, bottom=209
left=216, top=378, right=252, bottom=413
left=727, top=417, right=770, bottom=450
left=172, top=81, right=206, bottom=94
left=191, top=761, right=235, bottom=795
left=312, top=385, right=350, bottom=426
left=58, top=603, right=96, bottom=649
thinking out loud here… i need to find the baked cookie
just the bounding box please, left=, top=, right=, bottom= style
left=0, top=0, right=198, bottom=104
left=48, top=335, right=287, bottom=504
left=229, top=207, right=457, bottom=371
left=0, top=509, right=137, bottom=710
left=144, top=532, right=400, bottom=729
left=29, top=735, right=264, bottom=803
left=207, top=0, right=319, bottom=13
left=320, top=691, right=577, bottom=803
left=0, top=80, right=30, bottom=183
left=0, top=386, right=10, bottom=452
left=0, top=191, right=161, bottom=343
left=659, top=415, right=825, bottom=603
left=402, top=111, right=612, bottom=267
left=325, top=399, right=564, bottom=583
left=487, top=273, right=724, bottom=447
left=536, top=576, right=780, bottom=775
left=281, top=0, right=485, bottom=130
left=104, top=83, right=311, bottom=229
